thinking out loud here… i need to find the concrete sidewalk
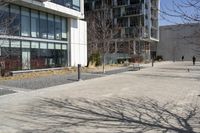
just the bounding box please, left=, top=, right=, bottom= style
left=0, top=61, right=200, bottom=132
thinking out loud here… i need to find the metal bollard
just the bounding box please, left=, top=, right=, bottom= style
left=152, top=58, right=154, bottom=67
left=78, top=64, right=81, bottom=81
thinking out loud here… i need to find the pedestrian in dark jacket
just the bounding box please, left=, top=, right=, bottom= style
left=192, top=56, right=196, bottom=65
left=181, top=56, right=184, bottom=61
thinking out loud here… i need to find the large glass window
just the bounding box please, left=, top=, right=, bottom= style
left=40, top=12, right=47, bottom=38
left=1, top=39, right=68, bottom=70
left=10, top=40, right=20, bottom=48
left=48, top=43, right=54, bottom=49
left=31, top=41, right=39, bottom=49
left=10, top=40, right=21, bottom=70
left=62, top=44, right=68, bottom=66
left=65, top=0, right=72, bottom=7
left=31, top=41, right=40, bottom=69
left=40, top=42, right=48, bottom=68
left=54, top=43, right=62, bottom=67
left=21, top=41, right=31, bottom=70
left=40, top=42, right=47, bottom=49
left=51, top=0, right=80, bottom=11
left=0, top=40, right=9, bottom=48
left=0, top=5, right=9, bottom=35
left=62, top=18, right=68, bottom=40
left=31, top=10, right=39, bottom=37
left=62, top=44, right=67, bottom=50
left=47, top=43, right=55, bottom=67
left=48, top=14, right=55, bottom=39
left=55, top=16, right=61, bottom=40
left=0, top=4, right=70, bottom=70
left=0, top=40, right=10, bottom=71
left=22, top=41, right=30, bottom=48
left=55, top=44, right=61, bottom=50
left=21, top=7, right=31, bottom=36
left=72, top=0, right=80, bottom=11
left=10, top=5, right=20, bottom=36
left=2, top=4, right=69, bottom=41
left=0, top=40, right=9, bottom=57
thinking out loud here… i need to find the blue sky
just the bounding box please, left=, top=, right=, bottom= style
left=159, top=0, right=184, bottom=26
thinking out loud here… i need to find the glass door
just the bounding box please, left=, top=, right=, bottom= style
left=22, top=49, right=30, bottom=70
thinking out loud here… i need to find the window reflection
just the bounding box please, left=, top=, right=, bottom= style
left=0, top=3, right=69, bottom=71
left=55, top=16, right=62, bottom=40
left=0, top=5, right=9, bottom=34
left=48, top=14, right=55, bottom=39
left=21, top=7, right=30, bottom=36
left=10, top=5, right=20, bottom=36
left=40, top=12, right=48, bottom=38
left=3, top=4, right=68, bottom=41
left=50, top=0, right=80, bottom=11
left=31, top=10, right=39, bottom=37
left=62, top=18, right=67, bottom=40
left=10, top=40, right=21, bottom=70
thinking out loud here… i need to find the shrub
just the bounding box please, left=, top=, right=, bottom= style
left=88, top=52, right=101, bottom=66
left=117, top=58, right=128, bottom=64
left=155, top=55, right=163, bottom=61
left=129, top=56, right=144, bottom=63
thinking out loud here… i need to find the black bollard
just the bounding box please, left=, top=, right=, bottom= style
left=78, top=64, right=81, bottom=81
left=152, top=58, right=154, bottom=67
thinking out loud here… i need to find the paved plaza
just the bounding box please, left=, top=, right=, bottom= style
left=0, top=61, right=200, bottom=133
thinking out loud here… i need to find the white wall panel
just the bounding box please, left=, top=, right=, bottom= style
left=70, top=19, right=87, bottom=67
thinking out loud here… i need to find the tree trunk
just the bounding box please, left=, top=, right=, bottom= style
left=103, top=53, right=106, bottom=73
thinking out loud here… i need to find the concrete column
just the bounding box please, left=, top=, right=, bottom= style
left=80, top=0, right=84, bottom=15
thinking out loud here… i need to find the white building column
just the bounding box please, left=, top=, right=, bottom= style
left=69, top=18, right=87, bottom=67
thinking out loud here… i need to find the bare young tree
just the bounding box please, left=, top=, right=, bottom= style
left=86, top=1, right=121, bottom=73
left=160, top=0, right=200, bottom=58
left=161, top=0, right=200, bottom=24
left=0, top=0, right=18, bottom=75
left=161, top=1, right=200, bottom=38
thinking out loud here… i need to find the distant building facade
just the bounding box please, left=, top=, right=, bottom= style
left=85, top=0, right=159, bottom=63
left=0, top=0, right=87, bottom=71
left=157, top=23, right=200, bottom=61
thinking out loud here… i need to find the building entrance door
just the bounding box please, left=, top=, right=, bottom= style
left=22, top=49, right=30, bottom=70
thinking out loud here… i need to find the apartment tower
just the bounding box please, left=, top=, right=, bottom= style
left=85, top=0, right=159, bottom=63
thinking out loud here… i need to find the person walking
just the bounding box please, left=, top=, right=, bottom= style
left=192, top=56, right=196, bottom=65
left=181, top=56, right=184, bottom=61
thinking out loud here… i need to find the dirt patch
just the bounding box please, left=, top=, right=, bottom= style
left=0, top=64, right=125, bottom=81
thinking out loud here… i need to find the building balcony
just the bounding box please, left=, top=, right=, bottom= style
left=13, top=0, right=84, bottom=19
left=113, top=0, right=128, bottom=7
left=123, top=4, right=143, bottom=16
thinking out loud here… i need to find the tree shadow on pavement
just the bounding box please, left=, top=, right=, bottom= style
left=22, top=97, right=200, bottom=133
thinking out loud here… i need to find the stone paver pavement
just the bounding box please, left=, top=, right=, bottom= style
left=0, top=61, right=200, bottom=133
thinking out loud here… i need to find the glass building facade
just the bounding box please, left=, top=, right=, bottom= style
left=0, top=4, right=68, bottom=71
